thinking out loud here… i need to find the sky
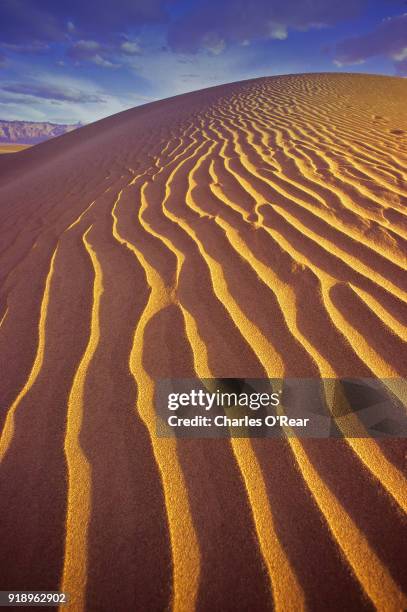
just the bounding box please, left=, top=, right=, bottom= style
left=0, top=0, right=406, bottom=125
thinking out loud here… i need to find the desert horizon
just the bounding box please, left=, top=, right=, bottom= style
left=0, top=70, right=406, bottom=610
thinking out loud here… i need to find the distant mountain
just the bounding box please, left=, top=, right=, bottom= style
left=0, top=119, right=82, bottom=144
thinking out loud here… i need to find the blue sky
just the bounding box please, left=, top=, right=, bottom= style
left=0, top=0, right=406, bottom=124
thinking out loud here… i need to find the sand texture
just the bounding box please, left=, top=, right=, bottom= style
left=0, top=73, right=406, bottom=611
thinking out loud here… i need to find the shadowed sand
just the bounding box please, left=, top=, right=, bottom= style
left=0, top=73, right=406, bottom=611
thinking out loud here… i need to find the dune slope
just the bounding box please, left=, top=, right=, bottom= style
left=0, top=73, right=406, bottom=611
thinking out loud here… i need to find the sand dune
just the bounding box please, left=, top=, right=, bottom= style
left=0, top=73, right=406, bottom=611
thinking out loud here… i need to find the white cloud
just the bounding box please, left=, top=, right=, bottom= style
left=91, top=54, right=121, bottom=68
left=121, top=40, right=141, bottom=55
left=333, top=58, right=365, bottom=67
left=268, top=23, right=288, bottom=40
left=201, top=33, right=226, bottom=55
left=74, top=39, right=100, bottom=51
left=392, top=46, right=407, bottom=61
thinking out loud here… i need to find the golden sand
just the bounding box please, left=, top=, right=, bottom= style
left=0, top=144, right=31, bottom=154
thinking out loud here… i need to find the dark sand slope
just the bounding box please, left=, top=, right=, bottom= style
left=0, top=73, right=406, bottom=611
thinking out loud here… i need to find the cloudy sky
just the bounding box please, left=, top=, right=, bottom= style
left=0, top=0, right=406, bottom=124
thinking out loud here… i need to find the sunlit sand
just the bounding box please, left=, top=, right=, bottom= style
left=0, top=144, right=31, bottom=154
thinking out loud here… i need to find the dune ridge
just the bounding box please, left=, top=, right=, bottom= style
left=0, top=73, right=406, bottom=611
